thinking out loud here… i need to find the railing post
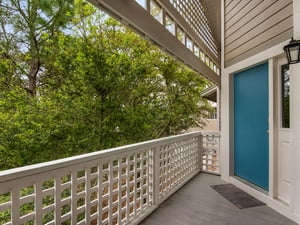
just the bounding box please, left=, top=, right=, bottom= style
left=11, top=188, right=20, bottom=224
left=55, top=176, right=62, bottom=224
left=35, top=181, right=43, bottom=225
left=198, top=133, right=203, bottom=172
left=71, top=172, right=77, bottom=225
left=153, top=146, right=160, bottom=206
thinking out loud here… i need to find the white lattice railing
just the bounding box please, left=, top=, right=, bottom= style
left=201, top=132, right=220, bottom=174
left=0, top=131, right=220, bottom=225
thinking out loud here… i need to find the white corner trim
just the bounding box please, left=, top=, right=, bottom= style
left=220, top=0, right=231, bottom=182
left=268, top=58, right=275, bottom=199
left=221, top=0, right=225, bottom=71
left=294, top=0, right=300, bottom=39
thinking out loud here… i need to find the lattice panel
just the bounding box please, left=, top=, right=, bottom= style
left=0, top=132, right=209, bottom=225
left=0, top=149, right=154, bottom=225
left=169, top=0, right=218, bottom=56
left=99, top=150, right=154, bottom=225
left=158, top=136, right=200, bottom=200
left=202, top=133, right=220, bottom=174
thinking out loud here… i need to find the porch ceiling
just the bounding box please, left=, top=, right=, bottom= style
left=87, top=0, right=221, bottom=86
left=202, top=0, right=221, bottom=48
left=201, top=85, right=217, bottom=102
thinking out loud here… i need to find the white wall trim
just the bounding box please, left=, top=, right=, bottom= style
left=290, top=0, right=300, bottom=219
left=220, top=0, right=230, bottom=182
left=268, top=58, right=275, bottom=199
left=294, top=0, right=300, bottom=40
left=224, top=40, right=289, bottom=74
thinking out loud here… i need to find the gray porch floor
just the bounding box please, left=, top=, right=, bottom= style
left=140, top=173, right=298, bottom=225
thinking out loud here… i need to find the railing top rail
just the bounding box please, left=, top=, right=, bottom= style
left=201, top=131, right=220, bottom=135
left=0, top=131, right=205, bottom=183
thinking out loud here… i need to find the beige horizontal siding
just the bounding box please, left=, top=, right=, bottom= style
left=226, top=0, right=291, bottom=39
left=226, top=29, right=293, bottom=66
left=225, top=0, right=234, bottom=8
left=226, top=3, right=292, bottom=51
left=225, top=0, right=242, bottom=16
left=224, top=0, right=293, bottom=67
left=225, top=0, right=251, bottom=23
left=226, top=16, right=292, bottom=60
left=226, top=0, right=266, bottom=34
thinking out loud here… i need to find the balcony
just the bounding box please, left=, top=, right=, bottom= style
left=141, top=173, right=297, bottom=225
left=0, top=132, right=295, bottom=225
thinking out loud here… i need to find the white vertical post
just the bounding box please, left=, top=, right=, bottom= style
left=220, top=69, right=231, bottom=181
left=140, top=152, right=144, bottom=214
left=217, top=86, right=221, bottom=131
left=108, top=161, right=113, bottom=224
left=133, top=154, right=137, bottom=217
left=35, top=181, right=43, bottom=225
left=11, top=188, right=20, bottom=224
left=198, top=133, right=203, bottom=172
left=71, top=172, right=77, bottom=225
left=125, top=157, right=130, bottom=223
left=146, top=151, right=150, bottom=208
left=85, top=168, right=91, bottom=224
left=98, top=163, right=103, bottom=224
left=153, top=146, right=160, bottom=206
left=268, top=58, right=275, bottom=199
left=55, top=176, right=62, bottom=224
left=117, top=159, right=122, bottom=224
left=220, top=0, right=231, bottom=182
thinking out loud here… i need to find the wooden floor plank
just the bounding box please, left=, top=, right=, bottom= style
left=140, top=173, right=297, bottom=225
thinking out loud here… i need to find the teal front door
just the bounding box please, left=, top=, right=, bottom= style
left=234, top=62, right=269, bottom=190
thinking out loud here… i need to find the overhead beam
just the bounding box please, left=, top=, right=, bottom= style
left=87, top=0, right=221, bottom=85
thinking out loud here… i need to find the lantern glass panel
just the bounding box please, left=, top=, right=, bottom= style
left=290, top=46, right=299, bottom=62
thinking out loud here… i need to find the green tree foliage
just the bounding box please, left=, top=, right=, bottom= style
left=0, top=0, right=212, bottom=170
left=0, top=0, right=75, bottom=96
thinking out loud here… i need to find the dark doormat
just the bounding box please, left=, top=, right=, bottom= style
left=210, top=184, right=266, bottom=209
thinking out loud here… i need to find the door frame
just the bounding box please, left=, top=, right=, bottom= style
left=273, top=54, right=292, bottom=206
left=227, top=59, right=275, bottom=196
left=220, top=41, right=296, bottom=221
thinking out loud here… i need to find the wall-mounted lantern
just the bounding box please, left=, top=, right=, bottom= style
left=283, top=38, right=300, bottom=64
